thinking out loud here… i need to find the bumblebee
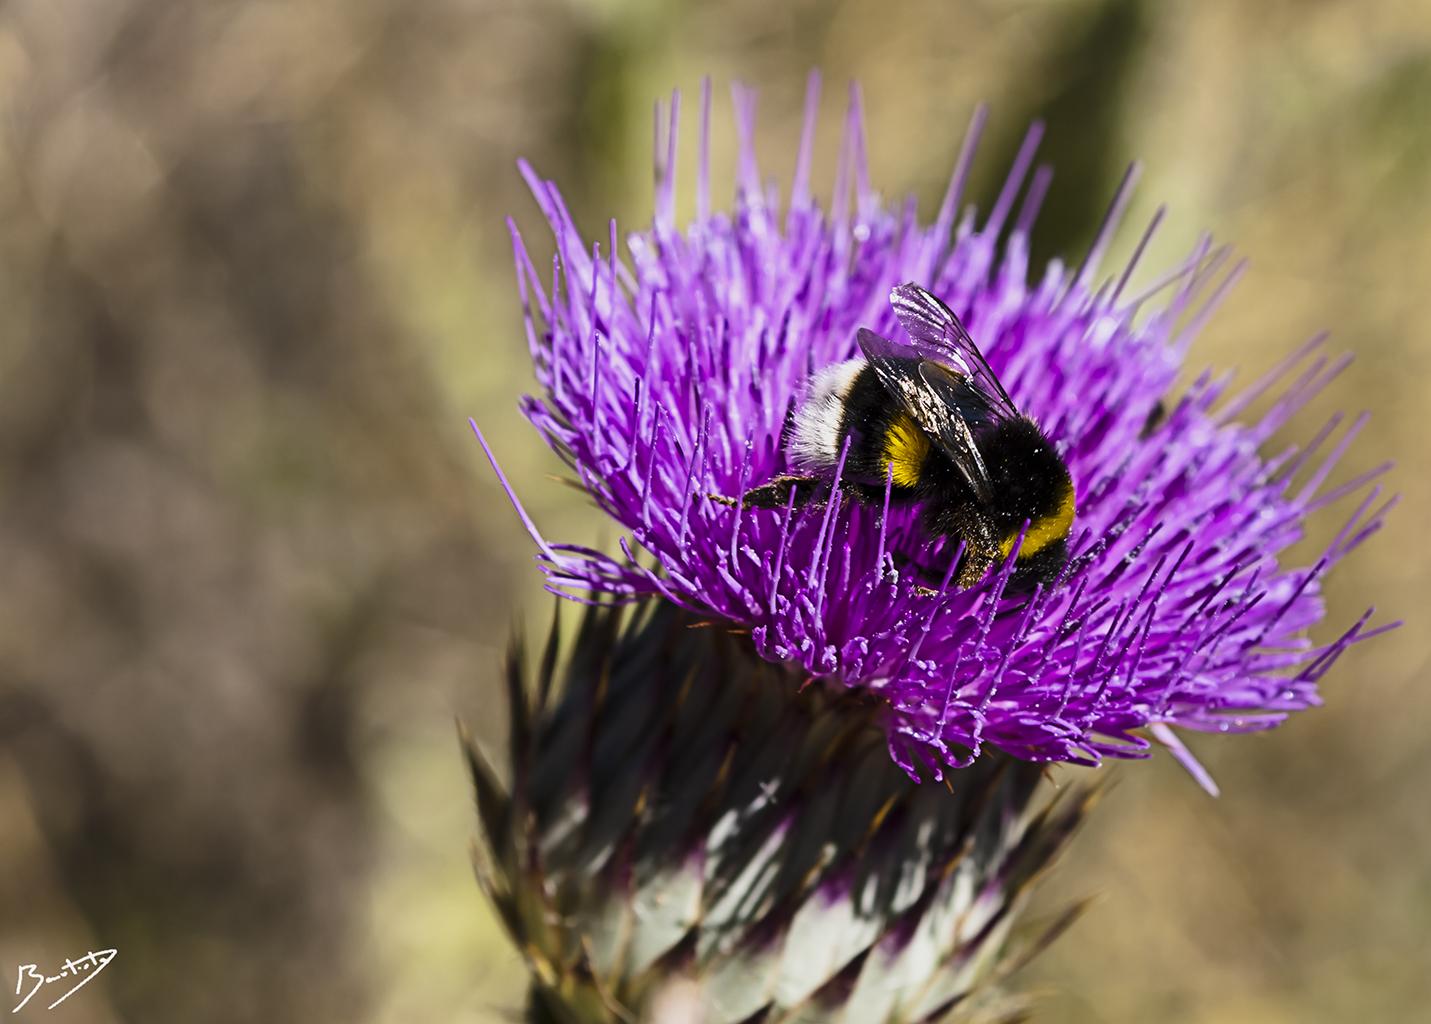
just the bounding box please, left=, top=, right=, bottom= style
left=738, top=282, right=1076, bottom=591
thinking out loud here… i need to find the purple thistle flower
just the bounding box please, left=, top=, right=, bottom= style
left=479, top=75, right=1395, bottom=786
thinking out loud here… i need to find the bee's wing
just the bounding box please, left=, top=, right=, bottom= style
left=916, top=360, right=1000, bottom=430
left=856, top=328, right=995, bottom=505
left=889, top=282, right=1021, bottom=422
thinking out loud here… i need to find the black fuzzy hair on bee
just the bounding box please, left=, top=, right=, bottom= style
left=733, top=283, right=1077, bottom=592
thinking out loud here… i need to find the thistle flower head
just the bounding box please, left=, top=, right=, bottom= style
left=484, top=76, right=1394, bottom=785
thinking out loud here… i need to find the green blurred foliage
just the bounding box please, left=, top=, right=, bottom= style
left=0, top=1, right=1427, bottom=1022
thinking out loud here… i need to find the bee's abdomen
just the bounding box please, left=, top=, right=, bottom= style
left=878, top=412, right=931, bottom=488
left=838, top=364, right=933, bottom=487
left=787, top=359, right=934, bottom=489
left=786, top=358, right=864, bottom=472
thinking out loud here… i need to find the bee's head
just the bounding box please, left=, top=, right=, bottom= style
left=1009, top=537, right=1069, bottom=594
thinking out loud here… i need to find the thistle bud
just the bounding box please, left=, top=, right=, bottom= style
left=465, top=601, right=1090, bottom=1023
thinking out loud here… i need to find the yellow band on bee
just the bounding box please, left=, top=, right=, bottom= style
left=881, top=413, right=931, bottom=489
left=1001, top=480, right=1076, bottom=559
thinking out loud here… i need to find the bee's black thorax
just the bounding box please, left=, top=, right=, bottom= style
left=976, top=418, right=1073, bottom=536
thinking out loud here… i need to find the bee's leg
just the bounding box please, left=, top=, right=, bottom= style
left=710, top=474, right=826, bottom=510
left=903, top=555, right=958, bottom=598
left=910, top=548, right=996, bottom=597
left=917, top=501, right=1003, bottom=591
left=955, top=549, right=997, bottom=589
left=844, top=482, right=897, bottom=508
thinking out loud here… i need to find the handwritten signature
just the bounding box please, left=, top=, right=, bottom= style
left=12, top=950, right=116, bottom=1014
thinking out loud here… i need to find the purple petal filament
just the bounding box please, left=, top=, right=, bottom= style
left=486, top=76, right=1394, bottom=784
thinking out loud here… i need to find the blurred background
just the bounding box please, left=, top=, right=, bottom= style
left=1, top=0, right=1427, bottom=1021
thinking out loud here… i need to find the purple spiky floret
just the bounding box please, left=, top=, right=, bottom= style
left=483, top=76, right=1395, bottom=785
